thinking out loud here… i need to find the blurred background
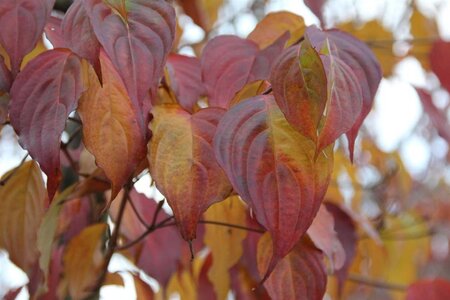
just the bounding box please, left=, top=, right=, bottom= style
left=1, top=0, right=450, bottom=299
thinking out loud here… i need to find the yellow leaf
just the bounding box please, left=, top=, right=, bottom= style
left=0, top=161, right=47, bottom=275
left=61, top=223, right=108, bottom=299
left=166, top=268, right=197, bottom=300
left=21, top=37, right=48, bottom=70
left=248, top=11, right=306, bottom=49
left=410, top=8, right=438, bottom=70
left=204, top=196, right=248, bottom=300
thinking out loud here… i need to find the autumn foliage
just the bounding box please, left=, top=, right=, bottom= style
left=0, top=0, right=450, bottom=299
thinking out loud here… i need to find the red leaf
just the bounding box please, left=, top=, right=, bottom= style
left=257, top=234, right=327, bottom=300
left=201, top=34, right=287, bottom=109
left=110, top=190, right=182, bottom=287
left=62, top=0, right=101, bottom=73
left=166, top=54, right=206, bottom=112
left=430, top=39, right=450, bottom=92
left=83, top=0, right=176, bottom=132
left=271, top=36, right=327, bottom=143
left=307, top=26, right=381, bottom=159
left=0, top=54, right=11, bottom=92
left=304, top=0, right=325, bottom=24
left=406, top=279, right=450, bottom=300
left=307, top=204, right=345, bottom=270
left=324, top=202, right=357, bottom=295
left=10, top=49, right=87, bottom=199
left=0, top=0, right=54, bottom=76
left=44, top=16, right=66, bottom=48
left=416, top=88, right=450, bottom=144
left=214, top=95, right=333, bottom=278
left=198, top=253, right=216, bottom=300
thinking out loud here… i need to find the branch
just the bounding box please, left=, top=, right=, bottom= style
left=199, top=220, right=265, bottom=233
left=0, top=154, right=29, bottom=186
left=346, top=273, right=407, bottom=291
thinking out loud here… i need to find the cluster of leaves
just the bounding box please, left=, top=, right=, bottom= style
left=1, top=0, right=450, bottom=299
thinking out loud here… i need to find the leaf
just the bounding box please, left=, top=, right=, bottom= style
left=430, top=39, right=450, bottom=92
left=307, top=204, right=345, bottom=270
left=406, top=279, right=450, bottom=300
left=104, top=272, right=124, bottom=287
left=270, top=37, right=327, bottom=143
left=201, top=34, right=287, bottom=108
left=148, top=105, right=232, bottom=240
left=61, top=223, right=107, bottom=299
left=166, top=54, right=206, bottom=112
left=9, top=49, right=88, bottom=199
left=62, top=0, right=101, bottom=73
left=324, top=202, right=357, bottom=296
left=178, top=0, right=224, bottom=32
left=83, top=0, right=176, bottom=131
left=44, top=16, right=66, bottom=48
left=0, top=161, right=47, bottom=275
left=0, top=0, right=54, bottom=76
left=133, top=275, right=155, bottom=300
left=204, top=196, right=248, bottom=300
left=257, top=233, right=327, bottom=300
left=78, top=51, right=147, bottom=198
left=410, top=8, right=438, bottom=70
left=110, top=189, right=182, bottom=287
left=0, top=54, right=11, bottom=92
left=416, top=88, right=450, bottom=144
left=214, top=95, right=333, bottom=278
left=304, top=0, right=325, bottom=24
left=307, top=26, right=381, bottom=158
left=248, top=11, right=306, bottom=49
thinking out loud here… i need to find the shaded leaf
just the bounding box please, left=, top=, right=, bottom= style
left=62, top=0, right=101, bottom=73
left=0, top=161, right=47, bottom=275
left=214, top=95, right=333, bottom=278
left=178, top=0, right=223, bottom=32
left=271, top=37, right=327, bottom=143
left=257, top=233, right=327, bottom=300
left=134, top=275, right=154, bottom=300
left=0, top=54, right=11, bottom=92
left=248, top=11, right=306, bottom=49
left=307, top=204, right=345, bottom=270
left=78, top=51, right=147, bottom=198
left=406, top=279, right=450, bottom=300
left=0, top=0, right=54, bottom=76
left=9, top=49, right=88, bottom=199
left=44, top=16, right=66, bottom=48
left=307, top=26, right=381, bottom=158
left=201, top=34, right=287, bottom=108
left=204, top=196, right=248, bottom=300
left=430, top=39, right=450, bottom=92
left=83, top=0, right=176, bottom=132
left=166, top=54, right=206, bottom=112
left=148, top=105, right=231, bottom=240
left=61, top=223, right=107, bottom=299
left=304, top=0, right=326, bottom=24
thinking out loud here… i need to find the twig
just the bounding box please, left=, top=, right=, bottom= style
left=0, top=154, right=29, bottom=186
left=199, top=220, right=265, bottom=233
left=68, top=116, right=82, bottom=125
left=127, top=194, right=150, bottom=228
left=61, top=146, right=77, bottom=171
left=346, top=273, right=407, bottom=291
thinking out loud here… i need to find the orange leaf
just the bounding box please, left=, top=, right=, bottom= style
left=148, top=105, right=232, bottom=240
left=78, top=51, right=147, bottom=198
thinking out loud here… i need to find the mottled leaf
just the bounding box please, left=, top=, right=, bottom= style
left=307, top=204, right=345, bottom=270
left=61, top=223, right=107, bottom=299
left=78, top=51, right=147, bottom=198
left=248, top=11, right=306, bottom=49
left=430, top=39, right=450, bottom=92
left=271, top=37, right=327, bottom=143
left=148, top=105, right=231, bottom=240
left=166, top=54, right=206, bottom=112
left=83, top=0, right=176, bottom=132
left=214, top=95, right=333, bottom=278
left=257, top=233, right=327, bottom=300
left=62, top=0, right=101, bottom=72
left=0, top=161, right=47, bottom=275
left=10, top=49, right=88, bottom=199
left=406, top=279, right=450, bottom=300
left=204, top=196, right=247, bottom=300
left=201, top=34, right=287, bottom=108
left=307, top=25, right=381, bottom=158
left=0, top=0, right=54, bottom=76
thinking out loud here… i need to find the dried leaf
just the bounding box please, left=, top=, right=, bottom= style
left=257, top=233, right=327, bottom=300
left=148, top=105, right=232, bottom=240
left=9, top=49, right=88, bottom=199
left=0, top=161, right=47, bottom=275
left=78, top=51, right=147, bottom=198
left=214, top=95, right=333, bottom=278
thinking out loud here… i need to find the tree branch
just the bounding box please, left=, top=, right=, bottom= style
left=199, top=220, right=265, bottom=233
left=346, top=273, right=407, bottom=291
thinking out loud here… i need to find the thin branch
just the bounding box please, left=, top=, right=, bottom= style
left=61, top=126, right=82, bottom=149
left=346, top=273, right=407, bottom=291
left=199, top=220, right=265, bottom=233
left=61, top=146, right=77, bottom=171
left=127, top=194, right=150, bottom=228
left=150, top=199, right=165, bottom=228
left=68, top=116, right=82, bottom=125
left=0, top=154, right=29, bottom=186
left=77, top=172, right=110, bottom=184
